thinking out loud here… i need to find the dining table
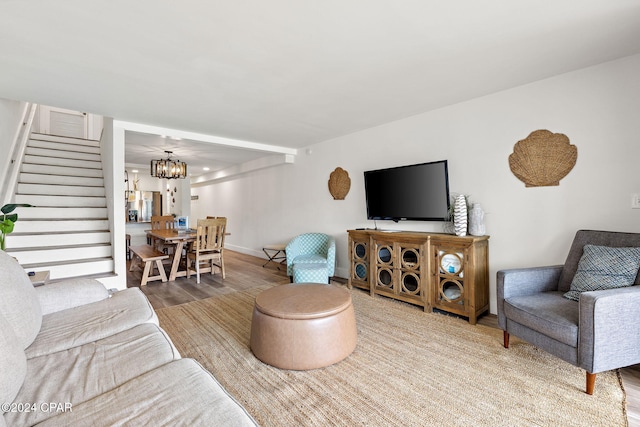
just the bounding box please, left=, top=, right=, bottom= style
left=146, top=228, right=197, bottom=281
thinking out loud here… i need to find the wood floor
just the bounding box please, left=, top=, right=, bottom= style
left=129, top=249, right=640, bottom=426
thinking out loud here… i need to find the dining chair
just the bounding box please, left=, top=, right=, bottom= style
left=186, top=218, right=227, bottom=283
left=150, top=215, right=175, bottom=254
left=189, top=216, right=224, bottom=258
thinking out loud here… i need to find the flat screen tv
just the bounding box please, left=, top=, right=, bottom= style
left=364, top=160, right=450, bottom=222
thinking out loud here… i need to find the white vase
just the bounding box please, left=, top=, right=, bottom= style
left=453, top=195, right=467, bottom=237
left=468, top=203, right=486, bottom=236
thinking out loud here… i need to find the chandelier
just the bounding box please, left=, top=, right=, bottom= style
left=150, top=151, right=188, bottom=179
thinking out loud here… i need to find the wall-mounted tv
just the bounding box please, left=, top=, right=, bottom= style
left=364, top=160, right=450, bottom=222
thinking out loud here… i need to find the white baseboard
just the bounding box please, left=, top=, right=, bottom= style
left=224, top=244, right=265, bottom=259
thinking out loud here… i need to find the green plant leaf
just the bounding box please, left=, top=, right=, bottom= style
left=4, top=213, right=18, bottom=222
left=0, top=219, right=15, bottom=234
left=1, top=203, right=33, bottom=214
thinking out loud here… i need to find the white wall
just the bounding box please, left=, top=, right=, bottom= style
left=126, top=168, right=165, bottom=194
left=192, top=54, right=640, bottom=313
left=0, top=99, right=25, bottom=153
left=100, top=119, right=126, bottom=290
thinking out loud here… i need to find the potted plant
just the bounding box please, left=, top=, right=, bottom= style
left=1, top=203, right=33, bottom=251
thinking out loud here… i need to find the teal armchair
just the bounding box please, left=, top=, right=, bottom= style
left=286, top=233, right=336, bottom=283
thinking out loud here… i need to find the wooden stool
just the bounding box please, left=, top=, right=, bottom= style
left=129, top=245, right=169, bottom=286
left=250, top=284, right=357, bottom=370
left=262, top=244, right=287, bottom=269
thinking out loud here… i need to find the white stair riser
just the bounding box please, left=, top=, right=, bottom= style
left=30, top=133, right=100, bottom=147
left=21, top=163, right=103, bottom=178
left=19, top=173, right=104, bottom=187
left=29, top=139, right=101, bottom=154
left=7, top=232, right=111, bottom=249
left=12, top=133, right=116, bottom=281
left=13, top=220, right=109, bottom=233
left=17, top=183, right=105, bottom=197
left=26, top=147, right=101, bottom=162
left=25, top=259, right=114, bottom=280
left=24, top=154, right=102, bottom=170
left=15, top=194, right=106, bottom=208
left=10, top=245, right=112, bottom=264
left=14, top=207, right=107, bottom=219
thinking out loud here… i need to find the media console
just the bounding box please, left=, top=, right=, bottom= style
left=347, top=229, right=489, bottom=324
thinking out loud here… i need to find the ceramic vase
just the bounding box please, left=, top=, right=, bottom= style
left=453, top=195, right=467, bottom=236
left=468, top=203, right=486, bottom=236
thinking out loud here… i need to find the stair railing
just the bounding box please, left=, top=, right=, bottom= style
left=0, top=102, right=37, bottom=206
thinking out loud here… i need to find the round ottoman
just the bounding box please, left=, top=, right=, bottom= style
left=250, top=284, right=357, bottom=370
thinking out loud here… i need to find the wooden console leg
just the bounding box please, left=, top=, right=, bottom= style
left=503, top=331, right=510, bottom=348
left=586, top=372, right=596, bottom=395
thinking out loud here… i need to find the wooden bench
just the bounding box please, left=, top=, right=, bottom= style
left=129, top=245, right=169, bottom=286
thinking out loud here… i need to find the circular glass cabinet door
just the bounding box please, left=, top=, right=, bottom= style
left=352, top=241, right=368, bottom=282
left=440, top=279, right=464, bottom=304
left=377, top=245, right=392, bottom=264
left=401, top=248, right=419, bottom=269
left=439, top=252, right=463, bottom=276
left=354, top=263, right=367, bottom=280
left=401, top=272, right=420, bottom=295
left=354, top=242, right=367, bottom=260
left=377, top=268, right=393, bottom=289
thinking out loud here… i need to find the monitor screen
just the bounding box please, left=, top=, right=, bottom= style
left=364, top=160, right=450, bottom=222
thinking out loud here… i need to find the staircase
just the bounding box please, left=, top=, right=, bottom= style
left=5, top=133, right=115, bottom=281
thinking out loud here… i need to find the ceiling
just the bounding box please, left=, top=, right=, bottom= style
left=1, top=1, right=640, bottom=176
left=123, top=130, right=273, bottom=176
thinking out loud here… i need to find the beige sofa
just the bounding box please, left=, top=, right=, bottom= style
left=0, top=250, right=257, bottom=427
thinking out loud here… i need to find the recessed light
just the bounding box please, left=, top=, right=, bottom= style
left=203, top=167, right=210, bottom=171
left=132, top=169, right=139, bottom=173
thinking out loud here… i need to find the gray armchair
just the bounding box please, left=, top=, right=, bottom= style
left=497, top=230, right=640, bottom=395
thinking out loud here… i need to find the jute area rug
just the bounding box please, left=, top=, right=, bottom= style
left=156, top=285, right=627, bottom=427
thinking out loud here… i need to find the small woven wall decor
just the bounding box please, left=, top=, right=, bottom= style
left=328, top=167, right=351, bottom=200
left=509, top=129, right=577, bottom=187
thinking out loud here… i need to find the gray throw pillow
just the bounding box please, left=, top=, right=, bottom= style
left=564, top=244, right=640, bottom=301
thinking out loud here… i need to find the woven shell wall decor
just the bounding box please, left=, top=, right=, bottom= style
left=328, top=167, right=351, bottom=200
left=509, top=129, right=577, bottom=187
